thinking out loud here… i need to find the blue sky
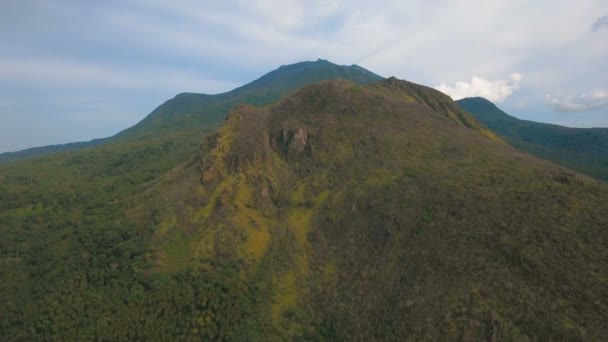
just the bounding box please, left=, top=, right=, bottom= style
left=1, top=0, right=607, bottom=153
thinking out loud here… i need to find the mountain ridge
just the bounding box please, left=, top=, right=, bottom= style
left=0, top=59, right=382, bottom=163
left=458, top=97, right=608, bottom=180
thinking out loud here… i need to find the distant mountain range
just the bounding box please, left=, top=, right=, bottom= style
left=458, top=97, right=608, bottom=180
left=0, top=137, right=110, bottom=164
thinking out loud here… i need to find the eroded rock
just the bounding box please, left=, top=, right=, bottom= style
left=272, top=127, right=310, bottom=159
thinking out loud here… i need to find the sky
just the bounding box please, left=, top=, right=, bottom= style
left=1, top=0, right=607, bottom=153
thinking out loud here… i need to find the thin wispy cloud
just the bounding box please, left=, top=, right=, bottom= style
left=0, top=58, right=239, bottom=93
left=548, top=89, right=608, bottom=112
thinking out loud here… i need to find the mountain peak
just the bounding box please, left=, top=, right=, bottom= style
left=457, top=97, right=516, bottom=122
left=278, top=58, right=332, bottom=69
left=458, top=96, right=498, bottom=107
left=117, top=60, right=383, bottom=137
left=248, top=59, right=382, bottom=89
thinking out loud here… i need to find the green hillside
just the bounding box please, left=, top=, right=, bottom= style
left=457, top=97, right=608, bottom=180
left=2, top=76, right=607, bottom=340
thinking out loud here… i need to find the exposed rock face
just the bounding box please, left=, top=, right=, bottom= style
left=272, top=127, right=310, bottom=158
left=260, top=186, right=269, bottom=199
left=290, top=128, right=308, bottom=153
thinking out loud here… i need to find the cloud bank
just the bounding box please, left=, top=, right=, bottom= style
left=548, top=89, right=608, bottom=112
left=434, top=73, right=523, bottom=102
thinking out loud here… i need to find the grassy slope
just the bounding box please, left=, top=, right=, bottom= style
left=457, top=97, right=608, bottom=181
left=2, top=76, right=607, bottom=340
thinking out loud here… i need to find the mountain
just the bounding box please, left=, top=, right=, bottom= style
left=3, top=73, right=608, bottom=340
left=0, top=138, right=110, bottom=164
left=120, top=59, right=382, bottom=137
left=0, top=59, right=382, bottom=164
left=457, top=97, right=608, bottom=180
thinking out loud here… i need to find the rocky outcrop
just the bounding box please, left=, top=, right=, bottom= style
left=272, top=127, right=311, bottom=159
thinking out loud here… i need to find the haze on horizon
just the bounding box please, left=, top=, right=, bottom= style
left=1, top=0, right=607, bottom=153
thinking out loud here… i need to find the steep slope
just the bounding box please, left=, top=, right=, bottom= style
left=2, top=77, right=608, bottom=340
left=458, top=97, right=608, bottom=180
left=130, top=79, right=608, bottom=340
left=0, top=59, right=382, bottom=163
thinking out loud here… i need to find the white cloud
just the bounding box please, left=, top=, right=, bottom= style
left=434, top=73, right=523, bottom=102
left=548, top=89, right=608, bottom=112
left=0, top=58, right=239, bottom=94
